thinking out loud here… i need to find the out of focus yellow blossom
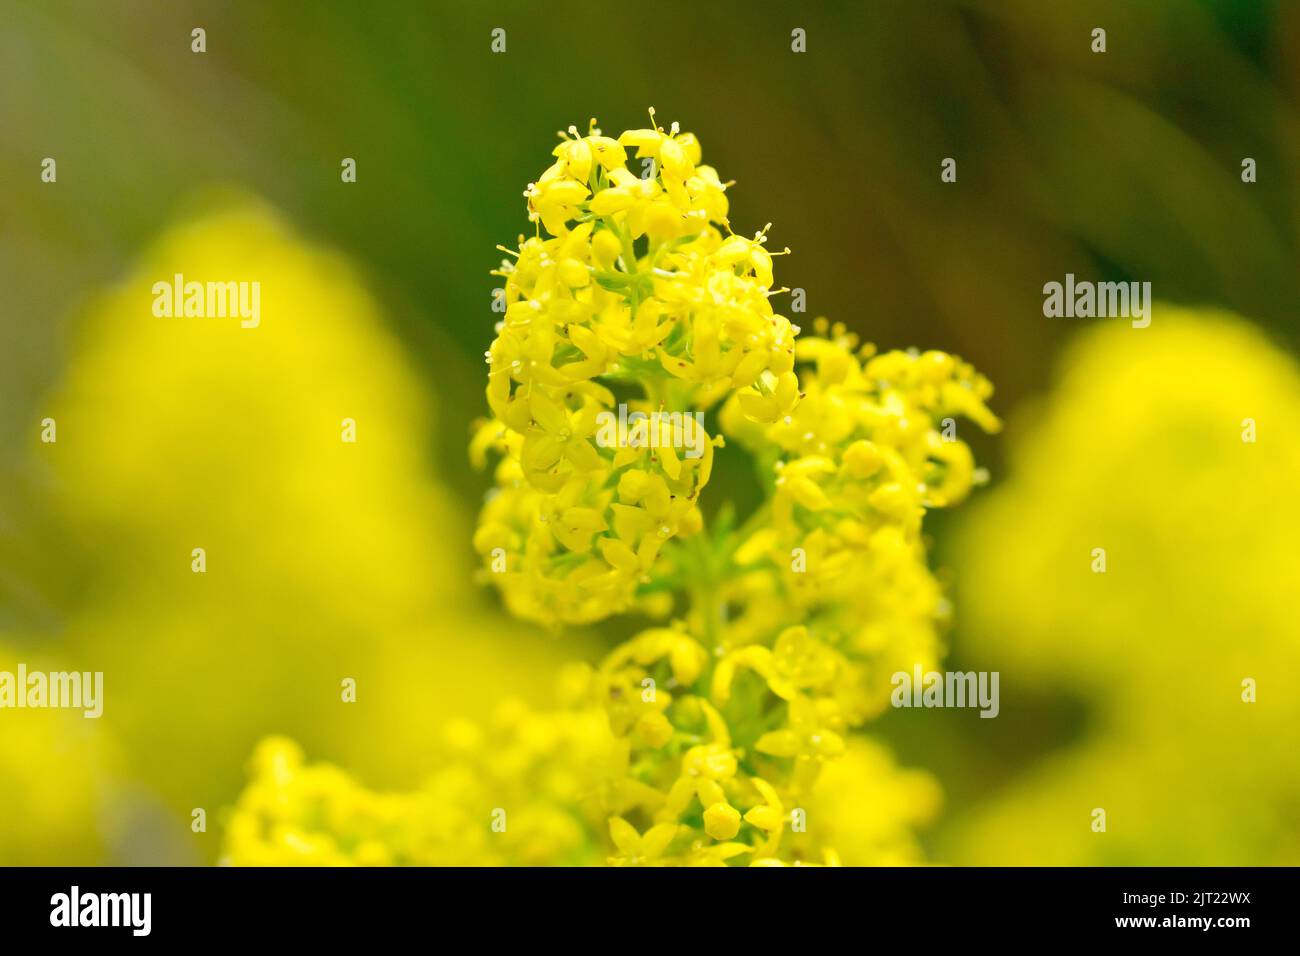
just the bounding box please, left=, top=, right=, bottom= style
left=795, top=738, right=942, bottom=866
left=0, top=643, right=120, bottom=864
left=944, top=309, right=1300, bottom=865
left=3, top=198, right=577, bottom=862
left=223, top=672, right=939, bottom=867
left=224, top=697, right=617, bottom=867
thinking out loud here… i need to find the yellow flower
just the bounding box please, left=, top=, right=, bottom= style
left=227, top=113, right=999, bottom=868
left=945, top=309, right=1300, bottom=866
left=0, top=643, right=119, bottom=864
left=608, top=817, right=680, bottom=866
left=6, top=199, right=579, bottom=863
left=702, top=802, right=742, bottom=841
left=475, top=114, right=807, bottom=626
left=754, top=695, right=846, bottom=762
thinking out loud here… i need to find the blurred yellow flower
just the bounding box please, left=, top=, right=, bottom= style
left=0, top=643, right=119, bottom=864
left=3, top=197, right=577, bottom=862
left=225, top=701, right=614, bottom=866
left=945, top=308, right=1300, bottom=865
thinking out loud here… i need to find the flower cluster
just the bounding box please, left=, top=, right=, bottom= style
left=224, top=687, right=619, bottom=866
left=715, top=322, right=1000, bottom=719
left=471, top=113, right=799, bottom=625
left=572, top=325, right=997, bottom=861
left=224, top=114, right=997, bottom=866
left=223, top=673, right=940, bottom=866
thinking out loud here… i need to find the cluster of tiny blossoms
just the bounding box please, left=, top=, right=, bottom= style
left=471, top=113, right=794, bottom=625
left=468, top=115, right=999, bottom=862
left=223, top=115, right=998, bottom=866
left=223, top=671, right=942, bottom=867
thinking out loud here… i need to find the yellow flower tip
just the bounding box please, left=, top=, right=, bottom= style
left=608, top=815, right=640, bottom=852
left=249, top=735, right=304, bottom=779
left=842, top=439, right=883, bottom=478
left=703, top=802, right=742, bottom=841
left=635, top=710, right=674, bottom=748
left=744, top=804, right=784, bottom=833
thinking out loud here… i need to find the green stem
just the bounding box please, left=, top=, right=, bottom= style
left=616, top=223, right=641, bottom=318
left=686, top=519, right=723, bottom=651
